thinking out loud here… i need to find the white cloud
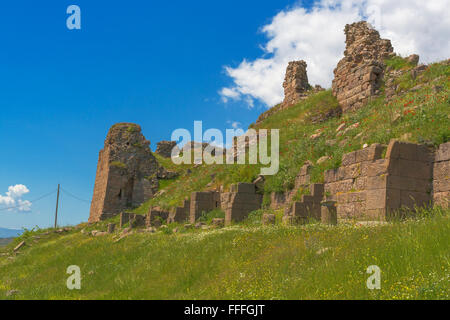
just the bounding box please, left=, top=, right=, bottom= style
left=220, top=0, right=450, bottom=107
left=227, top=121, right=242, bottom=129
left=0, top=184, right=32, bottom=212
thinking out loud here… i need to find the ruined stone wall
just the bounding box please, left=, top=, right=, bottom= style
left=332, top=21, right=394, bottom=113
left=433, top=142, right=450, bottom=208
left=287, top=183, right=324, bottom=222
left=189, top=191, right=221, bottom=223
left=281, top=60, right=310, bottom=109
left=324, top=143, right=387, bottom=220
left=221, top=183, right=262, bottom=226
left=89, top=123, right=161, bottom=223
left=384, top=141, right=433, bottom=217
left=168, top=199, right=190, bottom=224
left=324, top=141, right=434, bottom=221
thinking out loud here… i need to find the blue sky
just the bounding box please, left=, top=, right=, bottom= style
left=1, top=0, right=448, bottom=230
left=0, top=0, right=309, bottom=229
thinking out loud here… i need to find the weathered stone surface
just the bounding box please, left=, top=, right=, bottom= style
left=190, top=191, right=221, bottom=223
left=321, top=201, right=338, bottom=225
left=167, top=200, right=190, bottom=224
left=433, top=142, right=450, bottom=208
left=332, top=21, right=394, bottom=113
left=282, top=60, right=310, bottom=108
left=155, top=140, right=179, bottom=158
left=89, top=123, right=164, bottom=223
left=223, top=183, right=262, bottom=225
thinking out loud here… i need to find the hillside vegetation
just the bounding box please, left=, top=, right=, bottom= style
left=0, top=57, right=449, bottom=300
left=0, top=208, right=448, bottom=299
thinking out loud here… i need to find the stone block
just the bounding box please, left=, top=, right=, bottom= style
left=324, top=169, right=337, bottom=183
left=342, top=151, right=357, bottom=166
left=400, top=191, right=431, bottom=209
left=230, top=183, right=255, bottom=194
left=310, top=184, right=324, bottom=197
left=433, top=161, right=450, bottom=180
left=366, top=189, right=387, bottom=210
left=366, top=159, right=388, bottom=177
left=435, top=142, right=450, bottom=162
left=388, top=159, right=432, bottom=180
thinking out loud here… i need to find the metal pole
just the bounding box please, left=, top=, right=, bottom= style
left=54, top=184, right=60, bottom=228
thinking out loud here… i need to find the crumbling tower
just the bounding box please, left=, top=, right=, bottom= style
left=282, top=60, right=310, bottom=108
left=89, top=123, right=161, bottom=222
left=332, top=21, right=394, bottom=112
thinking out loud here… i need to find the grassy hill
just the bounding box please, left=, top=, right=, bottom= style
left=0, top=57, right=448, bottom=300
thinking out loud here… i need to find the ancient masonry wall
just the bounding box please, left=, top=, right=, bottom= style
left=332, top=21, right=394, bottom=113
left=189, top=191, right=221, bottom=223
left=433, top=142, right=450, bottom=208
left=168, top=199, right=190, bottom=224
left=287, top=183, right=324, bottom=222
left=270, top=162, right=313, bottom=211
left=323, top=141, right=434, bottom=221
left=221, top=183, right=262, bottom=226
left=146, top=207, right=169, bottom=227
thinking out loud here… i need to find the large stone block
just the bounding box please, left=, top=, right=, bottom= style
left=230, top=183, right=255, bottom=194
left=366, top=189, right=387, bottom=210
left=388, top=159, right=432, bottom=180
left=342, top=151, right=357, bottom=166
left=433, top=161, right=450, bottom=180
left=435, top=142, right=450, bottom=162
left=387, top=175, right=431, bottom=193
left=399, top=191, right=431, bottom=209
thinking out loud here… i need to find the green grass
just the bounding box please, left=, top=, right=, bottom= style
left=385, top=56, right=416, bottom=70
left=0, top=207, right=448, bottom=299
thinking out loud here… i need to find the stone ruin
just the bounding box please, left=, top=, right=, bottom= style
left=281, top=60, right=311, bottom=108
left=89, top=123, right=170, bottom=223
left=189, top=191, right=221, bottom=223
left=332, top=21, right=394, bottom=113
left=155, top=140, right=179, bottom=158
left=255, top=61, right=323, bottom=124
left=221, top=183, right=262, bottom=226
left=276, top=140, right=449, bottom=224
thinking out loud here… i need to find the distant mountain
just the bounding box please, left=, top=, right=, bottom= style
left=0, top=227, right=22, bottom=238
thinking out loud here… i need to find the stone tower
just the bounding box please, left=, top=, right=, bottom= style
left=89, top=123, right=161, bottom=222
left=282, top=60, right=310, bottom=108
left=332, top=21, right=394, bottom=113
